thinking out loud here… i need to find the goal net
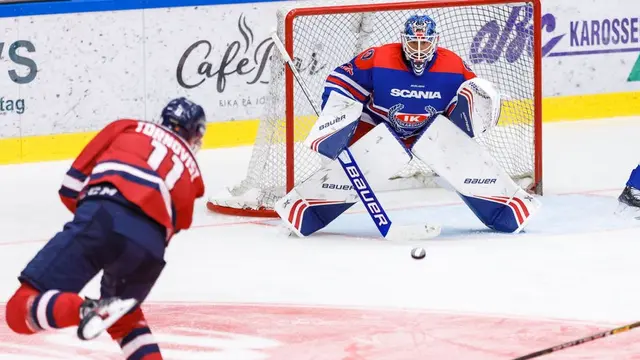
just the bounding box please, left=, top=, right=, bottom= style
left=208, top=0, right=542, bottom=217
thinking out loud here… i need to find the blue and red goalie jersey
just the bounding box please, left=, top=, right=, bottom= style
left=322, top=43, right=476, bottom=139
left=58, top=119, right=205, bottom=240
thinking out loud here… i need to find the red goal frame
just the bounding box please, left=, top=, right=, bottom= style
left=207, top=0, right=543, bottom=218
left=283, top=0, right=543, bottom=194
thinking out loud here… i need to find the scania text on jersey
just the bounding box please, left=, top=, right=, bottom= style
left=338, top=151, right=390, bottom=232
left=390, top=88, right=442, bottom=99
left=135, top=122, right=201, bottom=181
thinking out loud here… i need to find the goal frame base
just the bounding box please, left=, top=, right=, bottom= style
left=206, top=201, right=279, bottom=218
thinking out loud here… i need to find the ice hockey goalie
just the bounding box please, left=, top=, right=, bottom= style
left=275, top=14, right=541, bottom=238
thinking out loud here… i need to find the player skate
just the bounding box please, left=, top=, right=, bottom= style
left=274, top=14, right=541, bottom=239
left=77, top=297, right=138, bottom=340
left=617, top=186, right=640, bottom=219
left=616, top=165, right=640, bottom=219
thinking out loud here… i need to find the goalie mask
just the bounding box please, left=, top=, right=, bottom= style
left=401, top=14, right=439, bottom=76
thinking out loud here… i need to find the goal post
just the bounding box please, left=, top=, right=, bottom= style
left=207, top=0, right=543, bottom=217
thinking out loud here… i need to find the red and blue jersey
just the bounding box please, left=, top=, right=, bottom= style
left=322, top=43, right=476, bottom=139
left=58, top=119, right=205, bottom=241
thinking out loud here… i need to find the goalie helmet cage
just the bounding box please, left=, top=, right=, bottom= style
left=207, top=0, right=543, bottom=217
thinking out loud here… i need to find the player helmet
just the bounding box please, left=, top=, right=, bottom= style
left=401, top=14, right=439, bottom=76
left=161, top=97, right=207, bottom=152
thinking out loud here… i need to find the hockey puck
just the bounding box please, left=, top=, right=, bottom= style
left=411, top=247, right=426, bottom=260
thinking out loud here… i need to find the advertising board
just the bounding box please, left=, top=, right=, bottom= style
left=0, top=0, right=638, bottom=163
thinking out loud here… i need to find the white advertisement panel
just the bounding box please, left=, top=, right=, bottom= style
left=0, top=0, right=638, bottom=138
left=541, top=0, right=640, bottom=96
left=0, top=3, right=286, bottom=138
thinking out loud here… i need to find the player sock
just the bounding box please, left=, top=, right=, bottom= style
left=118, top=326, right=163, bottom=360
left=5, top=283, right=83, bottom=334
left=109, top=308, right=163, bottom=359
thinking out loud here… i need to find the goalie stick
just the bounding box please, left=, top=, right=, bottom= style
left=511, top=319, right=640, bottom=360
left=270, top=31, right=440, bottom=241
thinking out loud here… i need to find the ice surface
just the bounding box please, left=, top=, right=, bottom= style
left=2, top=117, right=640, bottom=359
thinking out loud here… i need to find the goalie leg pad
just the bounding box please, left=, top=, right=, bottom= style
left=412, top=114, right=540, bottom=233
left=277, top=188, right=357, bottom=237
left=459, top=188, right=536, bottom=233
left=276, top=122, right=412, bottom=236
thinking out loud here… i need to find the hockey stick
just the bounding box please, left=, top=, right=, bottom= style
left=511, top=320, right=640, bottom=360
left=270, top=31, right=440, bottom=241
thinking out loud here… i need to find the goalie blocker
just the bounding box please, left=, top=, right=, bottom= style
left=276, top=79, right=540, bottom=237
left=275, top=120, right=413, bottom=237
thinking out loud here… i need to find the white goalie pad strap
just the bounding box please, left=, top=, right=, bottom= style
left=413, top=115, right=540, bottom=233
left=447, top=78, right=501, bottom=138
left=276, top=122, right=412, bottom=237
left=303, top=91, right=363, bottom=160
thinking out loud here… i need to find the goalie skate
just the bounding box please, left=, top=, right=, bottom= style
left=77, top=297, right=138, bottom=340
left=616, top=186, right=640, bottom=220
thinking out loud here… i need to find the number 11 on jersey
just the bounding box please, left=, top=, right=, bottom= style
left=147, top=140, right=185, bottom=190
